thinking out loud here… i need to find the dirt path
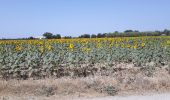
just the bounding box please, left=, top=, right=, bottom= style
left=72, top=93, right=170, bottom=100
left=1, top=93, right=170, bottom=100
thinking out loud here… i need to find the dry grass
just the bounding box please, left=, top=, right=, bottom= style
left=0, top=65, right=170, bottom=100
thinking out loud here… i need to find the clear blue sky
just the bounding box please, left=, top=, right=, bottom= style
left=0, top=0, right=170, bottom=38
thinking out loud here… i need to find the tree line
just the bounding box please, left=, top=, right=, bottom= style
left=1, top=29, right=170, bottom=40
left=41, top=29, right=170, bottom=39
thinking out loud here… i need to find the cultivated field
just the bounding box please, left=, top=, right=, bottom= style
left=0, top=36, right=170, bottom=79
left=0, top=36, right=170, bottom=99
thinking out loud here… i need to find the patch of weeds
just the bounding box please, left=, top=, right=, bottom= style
left=141, top=65, right=155, bottom=77
left=41, top=85, right=56, bottom=97
left=86, top=80, right=100, bottom=89
left=102, top=85, right=119, bottom=96
left=2, top=97, right=9, bottom=100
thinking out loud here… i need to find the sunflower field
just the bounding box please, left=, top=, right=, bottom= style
left=1, top=36, right=170, bottom=79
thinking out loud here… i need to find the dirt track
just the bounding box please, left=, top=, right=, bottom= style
left=0, top=93, right=170, bottom=100
left=73, top=93, right=170, bottom=100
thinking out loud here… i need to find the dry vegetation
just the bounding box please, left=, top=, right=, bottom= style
left=0, top=64, right=170, bottom=100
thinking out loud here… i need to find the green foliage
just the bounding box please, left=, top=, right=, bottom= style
left=43, top=32, right=61, bottom=39
left=43, top=32, right=54, bottom=39
left=1, top=37, right=170, bottom=79
left=91, top=34, right=97, bottom=38
left=77, top=29, right=170, bottom=38
left=79, top=34, right=91, bottom=38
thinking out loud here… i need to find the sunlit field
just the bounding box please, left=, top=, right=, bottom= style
left=1, top=36, right=170, bottom=79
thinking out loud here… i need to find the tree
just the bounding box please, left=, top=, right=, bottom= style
left=97, top=33, right=102, bottom=38
left=28, top=36, right=34, bottom=39
left=163, top=29, right=170, bottom=36
left=113, top=31, right=119, bottom=37
left=43, top=32, right=54, bottom=39
left=64, top=36, right=72, bottom=39
left=54, top=34, right=61, bottom=39
left=106, top=33, right=112, bottom=37
left=91, top=34, right=97, bottom=38
left=134, top=30, right=139, bottom=32
left=124, top=30, right=133, bottom=33
left=79, top=34, right=90, bottom=38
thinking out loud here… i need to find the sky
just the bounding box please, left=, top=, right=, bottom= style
left=0, top=0, right=170, bottom=38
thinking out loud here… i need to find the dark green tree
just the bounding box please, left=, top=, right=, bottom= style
left=91, top=34, right=97, bottom=38
left=97, top=33, right=102, bottom=38
left=28, top=36, right=34, bottom=39
left=163, top=29, right=170, bottom=36
left=54, top=34, right=61, bottom=39
left=124, top=30, right=133, bottom=33
left=64, top=36, right=72, bottom=39
left=43, top=32, right=54, bottom=39
left=79, top=34, right=90, bottom=38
